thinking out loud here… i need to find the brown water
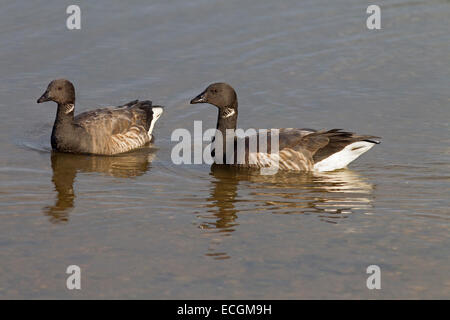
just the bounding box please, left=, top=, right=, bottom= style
left=0, top=0, right=449, bottom=299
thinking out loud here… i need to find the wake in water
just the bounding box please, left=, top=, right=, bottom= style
left=15, top=123, right=53, bottom=153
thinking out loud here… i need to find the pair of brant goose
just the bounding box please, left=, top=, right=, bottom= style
left=37, top=80, right=380, bottom=171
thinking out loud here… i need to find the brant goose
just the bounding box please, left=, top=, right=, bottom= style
left=37, top=79, right=163, bottom=155
left=190, top=83, right=380, bottom=172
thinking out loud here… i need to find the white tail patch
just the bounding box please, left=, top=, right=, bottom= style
left=148, top=107, right=163, bottom=135
left=314, top=141, right=375, bottom=172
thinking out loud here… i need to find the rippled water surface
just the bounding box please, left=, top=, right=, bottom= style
left=0, top=0, right=449, bottom=298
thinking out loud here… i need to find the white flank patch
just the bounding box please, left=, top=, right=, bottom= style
left=148, top=107, right=163, bottom=135
left=247, top=149, right=310, bottom=171
left=313, top=141, right=375, bottom=172
left=248, top=152, right=278, bottom=168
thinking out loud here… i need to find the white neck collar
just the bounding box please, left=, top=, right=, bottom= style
left=223, top=108, right=235, bottom=118
left=65, top=104, right=74, bottom=114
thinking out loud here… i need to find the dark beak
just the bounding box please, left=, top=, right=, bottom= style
left=37, top=91, right=50, bottom=103
left=190, top=90, right=207, bottom=104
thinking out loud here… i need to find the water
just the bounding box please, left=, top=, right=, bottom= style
left=0, top=0, right=449, bottom=299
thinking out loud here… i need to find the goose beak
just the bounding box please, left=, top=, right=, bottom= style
left=37, top=91, right=50, bottom=103
left=190, top=91, right=207, bottom=104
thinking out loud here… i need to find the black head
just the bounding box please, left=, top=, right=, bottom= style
left=37, top=79, right=75, bottom=105
left=190, top=83, right=237, bottom=109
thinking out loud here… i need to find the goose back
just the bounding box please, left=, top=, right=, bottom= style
left=70, top=100, right=160, bottom=155
left=213, top=128, right=379, bottom=171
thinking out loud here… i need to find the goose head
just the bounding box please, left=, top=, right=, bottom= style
left=37, top=79, right=75, bottom=105
left=190, top=83, right=237, bottom=114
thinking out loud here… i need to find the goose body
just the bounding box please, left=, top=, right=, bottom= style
left=190, top=83, right=380, bottom=172
left=37, top=79, right=163, bottom=155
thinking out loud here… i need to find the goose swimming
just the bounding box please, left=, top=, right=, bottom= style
left=190, top=82, right=380, bottom=172
left=37, top=79, right=163, bottom=155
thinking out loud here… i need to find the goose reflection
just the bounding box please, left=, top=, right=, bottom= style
left=245, top=169, right=375, bottom=223
left=44, top=148, right=156, bottom=224
left=202, top=165, right=375, bottom=259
